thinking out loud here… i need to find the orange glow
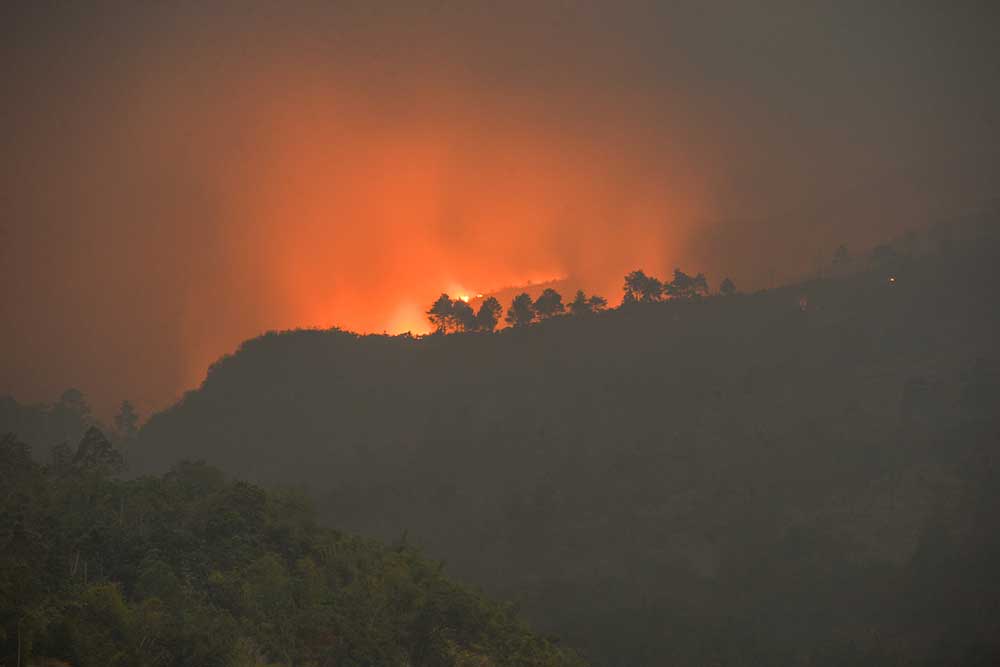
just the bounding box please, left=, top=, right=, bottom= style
left=205, top=75, right=707, bottom=355
left=2, top=3, right=991, bottom=423
left=3, top=23, right=714, bottom=416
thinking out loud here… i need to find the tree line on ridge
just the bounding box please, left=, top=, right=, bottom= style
left=426, top=269, right=738, bottom=334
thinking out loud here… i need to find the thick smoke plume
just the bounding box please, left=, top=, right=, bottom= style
left=2, top=2, right=996, bottom=415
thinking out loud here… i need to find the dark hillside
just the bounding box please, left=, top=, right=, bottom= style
left=137, top=238, right=1000, bottom=665
left=0, top=432, right=584, bottom=666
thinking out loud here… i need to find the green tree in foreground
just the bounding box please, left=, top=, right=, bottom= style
left=0, top=431, right=585, bottom=667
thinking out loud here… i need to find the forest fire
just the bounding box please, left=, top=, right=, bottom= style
left=3, top=1, right=989, bottom=419
left=3, top=4, right=998, bottom=666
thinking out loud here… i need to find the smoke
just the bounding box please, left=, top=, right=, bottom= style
left=2, top=2, right=997, bottom=416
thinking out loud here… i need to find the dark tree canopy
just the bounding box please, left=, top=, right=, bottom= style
left=71, top=426, right=124, bottom=475
left=427, top=294, right=482, bottom=333
left=427, top=293, right=455, bottom=333
left=587, top=294, right=608, bottom=312
left=505, top=293, right=536, bottom=328
left=666, top=269, right=708, bottom=299
left=0, top=433, right=583, bottom=667
left=451, top=299, right=477, bottom=332
left=568, top=290, right=590, bottom=316
left=569, top=290, right=608, bottom=316
left=623, top=270, right=663, bottom=304
left=121, top=237, right=1000, bottom=667
left=475, top=297, right=503, bottom=332
left=534, top=288, right=566, bottom=319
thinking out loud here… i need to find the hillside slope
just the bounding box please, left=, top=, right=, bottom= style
left=137, top=239, right=1000, bottom=665
left=0, top=430, right=584, bottom=666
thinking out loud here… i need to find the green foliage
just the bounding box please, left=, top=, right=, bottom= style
left=0, top=389, right=97, bottom=453
left=133, top=238, right=1000, bottom=665
left=0, top=432, right=584, bottom=666
left=72, top=426, right=124, bottom=476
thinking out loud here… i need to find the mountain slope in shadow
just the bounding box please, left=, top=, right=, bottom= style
left=137, top=237, right=1000, bottom=666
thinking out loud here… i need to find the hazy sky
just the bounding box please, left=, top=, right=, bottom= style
left=2, top=1, right=998, bottom=417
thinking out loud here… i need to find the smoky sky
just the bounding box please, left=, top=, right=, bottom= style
left=2, top=1, right=998, bottom=417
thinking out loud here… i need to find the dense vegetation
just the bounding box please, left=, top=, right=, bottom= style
left=423, top=269, right=700, bottom=334
left=3, top=224, right=998, bottom=665
left=124, top=231, right=1000, bottom=666
left=0, top=430, right=584, bottom=666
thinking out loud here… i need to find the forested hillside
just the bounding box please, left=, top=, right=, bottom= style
left=0, top=429, right=584, bottom=666
left=132, top=235, right=1000, bottom=665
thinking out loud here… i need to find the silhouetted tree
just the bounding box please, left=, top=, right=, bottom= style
left=505, top=293, right=536, bottom=328
left=113, top=400, right=139, bottom=440
left=833, top=244, right=850, bottom=265
left=719, top=277, right=736, bottom=296
left=587, top=294, right=607, bottom=313
left=568, top=290, right=590, bottom=316
left=451, top=300, right=477, bottom=332
left=73, top=426, right=124, bottom=476
left=427, top=294, right=454, bottom=333
left=666, top=269, right=708, bottom=299
left=569, top=290, right=608, bottom=315
left=623, top=270, right=663, bottom=304
left=534, top=288, right=565, bottom=319
left=475, top=297, right=503, bottom=332
left=666, top=270, right=688, bottom=298
left=693, top=272, right=709, bottom=297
